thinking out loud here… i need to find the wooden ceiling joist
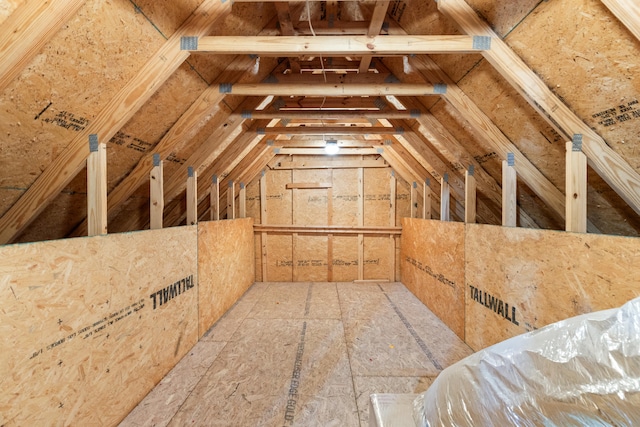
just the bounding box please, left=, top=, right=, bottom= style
left=239, top=110, right=422, bottom=120
left=0, top=0, right=86, bottom=92
left=358, top=0, right=391, bottom=73
left=600, top=0, right=640, bottom=41
left=256, top=126, right=404, bottom=135
left=439, top=0, right=640, bottom=216
left=0, top=0, right=233, bottom=245
left=277, top=147, right=380, bottom=155
left=189, top=35, right=490, bottom=55
left=222, top=83, right=442, bottom=96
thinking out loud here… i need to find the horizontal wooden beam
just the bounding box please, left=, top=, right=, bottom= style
left=601, top=0, right=640, bottom=41
left=221, top=83, right=442, bottom=96
left=258, top=126, right=404, bottom=135
left=254, top=225, right=402, bottom=235
left=270, top=157, right=387, bottom=169
left=190, top=35, right=489, bottom=55
left=285, top=182, right=333, bottom=189
left=239, top=110, right=422, bottom=120
left=277, top=147, right=380, bottom=155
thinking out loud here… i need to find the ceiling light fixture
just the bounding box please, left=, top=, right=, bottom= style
left=324, top=139, right=339, bottom=155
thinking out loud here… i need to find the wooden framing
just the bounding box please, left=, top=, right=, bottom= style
left=410, top=182, right=418, bottom=219
left=0, top=0, right=231, bottom=244
left=186, top=168, right=198, bottom=226
left=192, top=35, right=489, bottom=55
left=465, top=167, right=477, bottom=224
left=222, top=83, right=441, bottom=96
left=423, top=180, right=432, bottom=220
left=0, top=0, right=86, bottom=92
left=238, top=183, right=247, bottom=219
left=278, top=147, right=379, bottom=155
left=86, top=137, right=107, bottom=236
left=241, top=110, right=422, bottom=120
left=502, top=157, right=517, bottom=227
left=227, top=181, right=236, bottom=220
left=440, top=175, right=450, bottom=221
left=254, top=225, right=401, bottom=235
left=210, top=176, right=220, bottom=221
left=601, top=0, right=640, bottom=41
left=150, top=157, right=164, bottom=230
left=260, top=127, right=405, bottom=135
left=566, top=138, right=587, bottom=233
left=358, top=0, right=391, bottom=73
left=438, top=0, right=640, bottom=216
left=389, top=171, right=397, bottom=281
left=260, top=172, right=268, bottom=281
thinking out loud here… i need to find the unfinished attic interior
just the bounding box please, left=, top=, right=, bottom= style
left=1, top=0, right=640, bottom=425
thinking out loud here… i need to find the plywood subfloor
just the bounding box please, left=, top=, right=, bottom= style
left=119, top=282, right=472, bottom=426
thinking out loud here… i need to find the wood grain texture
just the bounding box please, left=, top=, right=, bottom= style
left=566, top=141, right=587, bottom=233
left=465, top=224, right=640, bottom=351
left=0, top=0, right=86, bottom=92
left=400, top=218, right=465, bottom=339
left=197, top=218, right=255, bottom=338
left=439, top=0, right=640, bottom=216
left=502, top=160, right=517, bottom=227
left=0, top=0, right=231, bottom=244
left=87, top=142, right=107, bottom=236
left=0, top=226, right=198, bottom=426
left=600, top=0, right=640, bottom=42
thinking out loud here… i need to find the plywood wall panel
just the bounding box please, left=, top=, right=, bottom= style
left=395, top=175, right=411, bottom=222
left=332, top=168, right=359, bottom=226
left=465, top=224, right=640, bottom=351
left=266, top=169, right=292, bottom=224
left=293, top=169, right=330, bottom=226
left=363, top=235, right=391, bottom=280
left=197, top=218, right=255, bottom=337
left=294, top=235, right=328, bottom=281
left=267, top=234, right=293, bottom=281
left=332, top=235, right=358, bottom=282
left=0, top=226, right=198, bottom=426
left=364, top=168, right=390, bottom=226
left=400, top=218, right=465, bottom=339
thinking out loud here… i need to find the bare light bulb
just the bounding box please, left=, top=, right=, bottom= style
left=324, top=140, right=339, bottom=155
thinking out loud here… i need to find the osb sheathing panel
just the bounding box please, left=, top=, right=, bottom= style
left=293, top=169, right=330, bottom=225
left=294, top=235, right=328, bottom=281
left=400, top=218, right=465, bottom=339
left=465, top=224, right=640, bottom=351
left=332, top=168, right=359, bottom=226
left=197, top=218, right=255, bottom=337
left=0, top=226, right=198, bottom=426
left=363, top=236, right=391, bottom=280
left=266, top=169, right=292, bottom=224
left=364, top=168, right=390, bottom=226
left=464, top=0, right=539, bottom=37
left=332, top=235, right=358, bottom=281
left=266, top=234, right=293, bottom=281
left=395, top=175, right=411, bottom=222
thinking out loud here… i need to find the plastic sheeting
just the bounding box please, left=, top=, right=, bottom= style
left=414, top=297, right=640, bottom=426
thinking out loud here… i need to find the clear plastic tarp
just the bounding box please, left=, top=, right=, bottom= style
left=414, top=297, right=640, bottom=426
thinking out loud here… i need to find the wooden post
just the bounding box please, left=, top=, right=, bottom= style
left=210, top=175, right=219, bottom=221
left=328, top=169, right=334, bottom=282
left=465, top=165, right=477, bottom=224
left=410, top=181, right=418, bottom=218
left=150, top=154, right=164, bottom=230
left=186, top=167, right=197, bottom=226
left=260, top=171, right=268, bottom=281
left=566, top=135, right=587, bottom=233
left=440, top=173, right=450, bottom=221
left=239, top=182, right=246, bottom=218
left=87, top=134, right=107, bottom=236
left=389, top=171, right=397, bottom=281
left=502, top=153, right=517, bottom=227
left=358, top=167, right=364, bottom=280
left=227, top=180, right=235, bottom=220
left=423, top=178, right=432, bottom=219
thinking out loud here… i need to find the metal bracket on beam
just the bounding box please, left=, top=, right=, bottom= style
left=266, top=139, right=274, bottom=146
left=153, top=153, right=161, bottom=167
left=180, top=36, right=198, bottom=51
left=263, top=74, right=279, bottom=84
left=257, top=128, right=266, bottom=135
left=572, top=134, right=583, bottom=152
left=374, top=97, right=388, bottom=110
left=468, top=165, right=475, bottom=175
left=241, top=110, right=252, bottom=119
left=425, top=178, right=431, bottom=187
left=472, top=35, right=492, bottom=50
left=188, top=166, right=194, bottom=178
left=89, top=134, right=99, bottom=152
left=443, top=173, right=449, bottom=183
left=434, top=83, right=447, bottom=94
left=212, top=175, right=218, bottom=184
left=384, top=74, right=401, bottom=84
left=410, top=109, right=421, bottom=118
left=412, top=182, right=417, bottom=189
left=377, top=148, right=384, bottom=154
left=395, top=127, right=404, bottom=134
left=219, top=83, right=233, bottom=94
left=240, top=182, right=246, bottom=189
left=507, top=152, right=515, bottom=166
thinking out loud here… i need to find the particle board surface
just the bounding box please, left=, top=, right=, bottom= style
left=197, top=218, right=255, bottom=338
left=465, top=223, right=640, bottom=351
left=0, top=226, right=198, bottom=426
left=400, top=218, right=465, bottom=339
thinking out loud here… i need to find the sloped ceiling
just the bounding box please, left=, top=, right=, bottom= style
left=0, top=0, right=639, bottom=244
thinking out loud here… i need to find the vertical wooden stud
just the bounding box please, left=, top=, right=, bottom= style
left=150, top=154, right=164, bottom=230
left=440, top=173, right=450, bottom=221
left=210, top=175, right=219, bottom=221
left=389, top=171, right=397, bottom=281
left=566, top=135, right=587, bottom=233
left=502, top=153, right=517, bottom=227
left=239, top=182, right=247, bottom=218
left=465, top=165, right=477, bottom=224
left=358, top=166, right=364, bottom=280
left=423, top=178, right=431, bottom=219
left=260, top=171, right=268, bottom=281
left=227, top=180, right=235, bottom=220
left=410, top=181, right=418, bottom=218
left=87, top=134, right=107, bottom=236
left=186, top=167, right=197, bottom=226
left=327, top=169, right=334, bottom=282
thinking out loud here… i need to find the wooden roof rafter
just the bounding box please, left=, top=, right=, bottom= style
left=600, top=0, right=640, bottom=41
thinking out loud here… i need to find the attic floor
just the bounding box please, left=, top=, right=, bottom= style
left=119, top=281, right=473, bottom=426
